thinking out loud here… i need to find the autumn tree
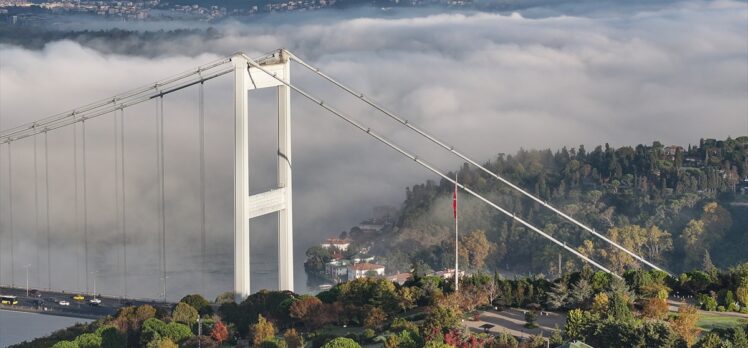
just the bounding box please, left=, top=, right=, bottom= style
left=172, top=302, right=199, bottom=325
left=251, top=315, right=277, bottom=346
left=458, top=230, right=492, bottom=269
left=671, top=304, right=700, bottom=347
left=364, top=307, right=388, bottom=332
left=283, top=328, right=304, bottom=348
left=289, top=295, right=323, bottom=328
left=591, top=293, right=609, bottom=316
left=210, top=320, right=229, bottom=344
left=642, top=297, right=669, bottom=320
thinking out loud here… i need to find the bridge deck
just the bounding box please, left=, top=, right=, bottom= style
left=0, top=286, right=173, bottom=320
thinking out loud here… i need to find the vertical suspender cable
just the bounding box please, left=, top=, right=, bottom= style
left=199, top=82, right=206, bottom=296
left=73, top=124, right=80, bottom=290
left=8, top=142, right=14, bottom=286
left=114, top=112, right=122, bottom=297
left=34, top=135, right=40, bottom=287
left=120, top=109, right=128, bottom=298
left=157, top=97, right=167, bottom=300
left=82, top=120, right=89, bottom=294
left=0, top=143, right=3, bottom=287
left=45, top=131, right=51, bottom=290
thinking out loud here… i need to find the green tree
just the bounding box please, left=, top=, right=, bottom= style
left=98, top=326, right=125, bottom=348
left=694, top=332, right=724, bottom=348
left=701, top=250, right=717, bottom=278
left=608, top=293, right=633, bottom=323
left=74, top=333, right=101, bottom=348
left=51, top=342, right=78, bottom=348
left=563, top=309, right=588, bottom=341
left=545, top=281, right=568, bottom=310
left=161, top=322, right=194, bottom=343
left=424, top=305, right=461, bottom=331
left=320, top=337, right=361, bottom=348
left=569, top=279, right=592, bottom=309
left=179, top=294, right=213, bottom=316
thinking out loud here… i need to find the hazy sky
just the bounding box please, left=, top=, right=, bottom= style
left=0, top=0, right=746, bottom=299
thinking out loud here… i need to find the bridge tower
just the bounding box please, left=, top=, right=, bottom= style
left=233, top=50, right=293, bottom=299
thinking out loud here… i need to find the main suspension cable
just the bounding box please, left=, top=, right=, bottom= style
left=242, top=55, right=620, bottom=278
left=285, top=51, right=671, bottom=277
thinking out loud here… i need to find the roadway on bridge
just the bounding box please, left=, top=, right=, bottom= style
left=0, top=286, right=171, bottom=319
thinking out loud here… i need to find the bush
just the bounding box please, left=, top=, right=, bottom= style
left=51, top=341, right=79, bottom=348
left=74, top=333, right=101, bottom=348
left=717, top=305, right=726, bottom=312
left=320, top=337, right=361, bottom=348
left=698, top=294, right=718, bottom=311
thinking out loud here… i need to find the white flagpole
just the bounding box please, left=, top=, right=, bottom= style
left=454, top=173, right=459, bottom=292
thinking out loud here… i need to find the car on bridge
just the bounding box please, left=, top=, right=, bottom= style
left=72, top=294, right=85, bottom=301
left=89, top=298, right=102, bottom=306
left=59, top=300, right=70, bottom=306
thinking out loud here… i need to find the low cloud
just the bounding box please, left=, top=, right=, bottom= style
left=0, top=0, right=745, bottom=298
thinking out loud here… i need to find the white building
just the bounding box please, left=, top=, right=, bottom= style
left=348, top=262, right=385, bottom=280
left=325, top=259, right=350, bottom=281
left=321, top=238, right=351, bottom=251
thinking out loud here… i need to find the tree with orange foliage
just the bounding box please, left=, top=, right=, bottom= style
left=210, top=320, right=229, bottom=344
left=670, top=304, right=700, bottom=347
left=642, top=298, right=669, bottom=320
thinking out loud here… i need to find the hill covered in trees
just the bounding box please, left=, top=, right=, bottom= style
left=369, top=136, right=748, bottom=276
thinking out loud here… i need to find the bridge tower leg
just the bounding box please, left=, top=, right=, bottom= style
left=233, top=50, right=294, bottom=301
left=277, top=56, right=294, bottom=293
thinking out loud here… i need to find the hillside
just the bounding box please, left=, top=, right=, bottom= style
left=365, top=136, right=748, bottom=276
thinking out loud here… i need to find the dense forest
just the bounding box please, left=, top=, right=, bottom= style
left=367, top=136, right=748, bottom=277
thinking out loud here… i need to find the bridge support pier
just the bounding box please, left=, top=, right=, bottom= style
left=233, top=51, right=294, bottom=301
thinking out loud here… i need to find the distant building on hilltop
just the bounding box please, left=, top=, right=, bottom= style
left=321, top=238, right=351, bottom=251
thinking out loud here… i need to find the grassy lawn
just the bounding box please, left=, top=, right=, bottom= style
left=696, top=313, right=748, bottom=331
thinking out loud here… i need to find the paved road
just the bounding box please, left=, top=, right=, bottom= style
left=0, top=286, right=172, bottom=319
left=464, top=308, right=565, bottom=340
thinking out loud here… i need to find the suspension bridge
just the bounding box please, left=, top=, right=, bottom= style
left=0, top=49, right=670, bottom=312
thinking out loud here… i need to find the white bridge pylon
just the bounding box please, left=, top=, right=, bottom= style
left=233, top=52, right=294, bottom=299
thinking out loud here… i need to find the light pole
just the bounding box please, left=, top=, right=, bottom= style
left=23, top=264, right=31, bottom=297
left=90, top=271, right=98, bottom=299
left=161, top=275, right=168, bottom=302
left=197, top=317, right=203, bottom=348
